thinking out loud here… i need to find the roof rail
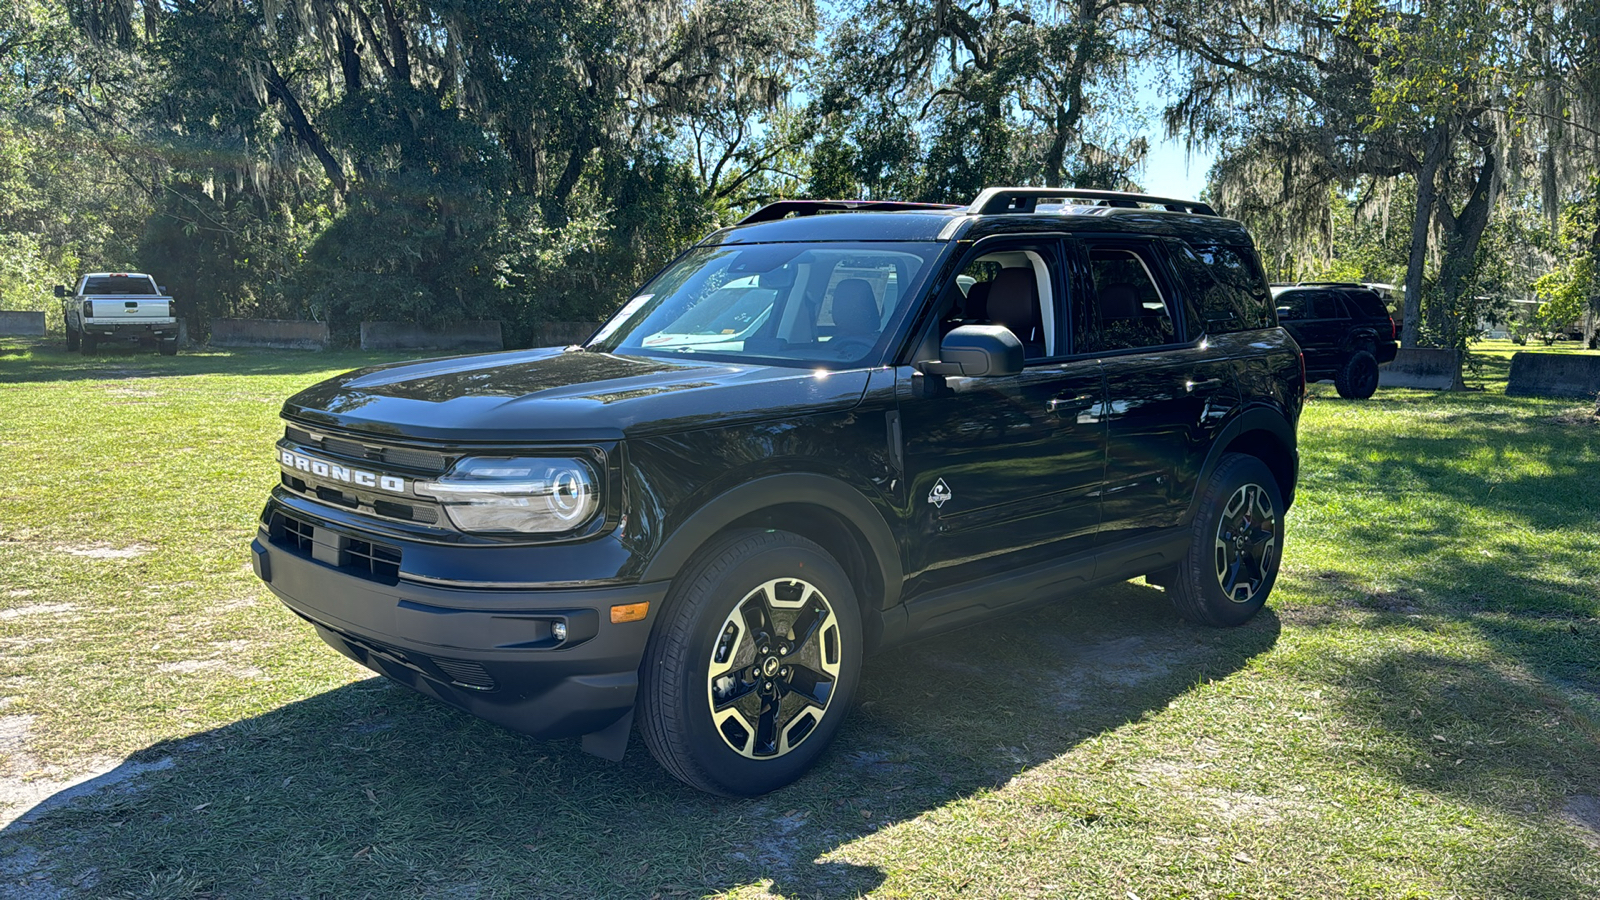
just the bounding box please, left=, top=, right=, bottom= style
left=737, top=199, right=962, bottom=226
left=969, top=187, right=1218, bottom=217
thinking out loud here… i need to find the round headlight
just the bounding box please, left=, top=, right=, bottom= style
left=416, top=457, right=600, bottom=534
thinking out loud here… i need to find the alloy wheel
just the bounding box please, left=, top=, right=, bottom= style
left=705, top=578, right=841, bottom=759
left=1213, top=483, right=1278, bottom=604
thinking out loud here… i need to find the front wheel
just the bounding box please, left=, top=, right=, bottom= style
left=1165, top=453, right=1284, bottom=627
left=1335, top=350, right=1379, bottom=399
left=640, top=529, right=862, bottom=796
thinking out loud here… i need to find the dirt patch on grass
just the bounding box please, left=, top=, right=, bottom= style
left=56, top=543, right=153, bottom=559
left=1562, top=795, right=1600, bottom=849
left=1548, top=408, right=1599, bottom=427
left=0, top=604, right=77, bottom=621
left=155, top=659, right=263, bottom=678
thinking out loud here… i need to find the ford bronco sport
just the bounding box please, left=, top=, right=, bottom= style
left=252, top=187, right=1303, bottom=795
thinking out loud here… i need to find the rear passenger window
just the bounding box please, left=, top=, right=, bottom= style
left=1170, top=243, right=1275, bottom=334
left=1080, top=244, right=1179, bottom=352
left=1313, top=293, right=1345, bottom=319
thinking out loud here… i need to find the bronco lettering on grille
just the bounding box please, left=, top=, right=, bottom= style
left=279, top=449, right=406, bottom=494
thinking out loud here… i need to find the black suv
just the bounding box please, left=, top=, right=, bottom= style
left=1271, top=282, right=1399, bottom=399
left=252, top=188, right=1304, bottom=795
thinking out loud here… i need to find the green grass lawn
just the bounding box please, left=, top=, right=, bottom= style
left=1, top=337, right=1597, bottom=899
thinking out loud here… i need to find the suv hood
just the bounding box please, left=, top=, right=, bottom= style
left=282, top=347, right=873, bottom=443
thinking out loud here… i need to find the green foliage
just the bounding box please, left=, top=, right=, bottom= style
left=1533, top=186, right=1600, bottom=337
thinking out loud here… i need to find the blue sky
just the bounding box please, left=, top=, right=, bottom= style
left=1139, top=133, right=1214, bottom=201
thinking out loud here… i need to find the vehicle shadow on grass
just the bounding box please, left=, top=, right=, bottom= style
left=0, top=338, right=466, bottom=384
left=0, top=582, right=1279, bottom=898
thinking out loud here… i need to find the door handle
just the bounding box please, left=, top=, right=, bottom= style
left=1047, top=394, right=1096, bottom=413
left=1185, top=378, right=1222, bottom=392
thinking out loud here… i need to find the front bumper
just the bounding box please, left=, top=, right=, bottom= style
left=251, top=522, right=668, bottom=742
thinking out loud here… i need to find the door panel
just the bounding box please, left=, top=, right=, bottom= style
left=897, top=361, right=1106, bottom=595
left=1098, top=344, right=1238, bottom=544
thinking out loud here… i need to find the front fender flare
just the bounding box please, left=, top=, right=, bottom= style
left=640, top=473, right=904, bottom=609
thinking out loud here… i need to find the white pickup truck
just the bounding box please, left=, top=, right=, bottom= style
left=56, top=273, right=179, bottom=355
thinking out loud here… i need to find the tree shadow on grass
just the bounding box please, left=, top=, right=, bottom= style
left=0, top=338, right=446, bottom=385
left=0, top=582, right=1278, bottom=898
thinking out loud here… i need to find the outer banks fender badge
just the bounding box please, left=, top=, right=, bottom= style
left=928, top=478, right=952, bottom=508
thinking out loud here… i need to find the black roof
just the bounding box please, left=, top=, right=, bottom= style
left=708, top=188, right=1253, bottom=246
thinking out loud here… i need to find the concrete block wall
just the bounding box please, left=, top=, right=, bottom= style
left=210, top=318, right=329, bottom=350
left=0, top=311, right=47, bottom=336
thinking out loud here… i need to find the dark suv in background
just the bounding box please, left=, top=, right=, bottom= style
left=252, top=187, right=1304, bottom=795
left=1272, top=282, right=1399, bottom=399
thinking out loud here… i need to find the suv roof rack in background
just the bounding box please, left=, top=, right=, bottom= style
left=737, top=199, right=962, bottom=225
left=969, top=187, right=1219, bottom=217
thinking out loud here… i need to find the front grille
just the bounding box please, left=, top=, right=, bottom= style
left=280, top=515, right=315, bottom=554
left=432, top=659, right=498, bottom=691
left=284, top=426, right=448, bottom=475
left=346, top=538, right=402, bottom=582
left=270, top=512, right=403, bottom=585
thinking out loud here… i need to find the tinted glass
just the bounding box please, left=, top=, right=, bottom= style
left=1276, top=290, right=1313, bottom=320
left=1171, top=243, right=1275, bottom=333
left=82, top=275, right=158, bottom=295
left=1081, top=245, right=1177, bottom=352
left=1312, top=293, right=1344, bottom=319
left=1342, top=289, right=1390, bottom=319
left=587, top=243, right=938, bottom=367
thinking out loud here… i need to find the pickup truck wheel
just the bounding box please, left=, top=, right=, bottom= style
left=81, top=333, right=98, bottom=355
left=1166, top=453, right=1283, bottom=627
left=64, top=319, right=79, bottom=351
left=158, top=338, right=178, bottom=356
left=1334, top=350, right=1379, bottom=399
left=640, top=529, right=862, bottom=796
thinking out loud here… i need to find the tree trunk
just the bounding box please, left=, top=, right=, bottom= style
left=265, top=65, right=347, bottom=195
left=1432, top=144, right=1499, bottom=348
left=1401, top=126, right=1448, bottom=348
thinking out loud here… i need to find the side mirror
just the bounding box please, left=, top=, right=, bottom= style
left=916, top=325, right=1024, bottom=378
left=1276, top=306, right=1291, bottom=317
left=54, top=285, right=67, bottom=298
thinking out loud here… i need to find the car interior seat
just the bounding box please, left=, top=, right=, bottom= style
left=986, top=267, right=1045, bottom=357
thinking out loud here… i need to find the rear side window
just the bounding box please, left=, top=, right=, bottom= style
left=1342, top=289, right=1389, bottom=319
left=1170, top=243, right=1275, bottom=334
left=82, top=275, right=158, bottom=295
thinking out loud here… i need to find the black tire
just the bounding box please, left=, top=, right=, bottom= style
left=639, top=529, right=863, bottom=796
left=81, top=332, right=98, bottom=355
left=158, top=338, right=178, bottom=356
left=1334, top=350, right=1379, bottom=399
left=1165, top=453, right=1284, bottom=627
left=65, top=319, right=79, bottom=351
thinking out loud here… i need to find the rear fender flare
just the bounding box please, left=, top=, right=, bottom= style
left=1187, top=406, right=1298, bottom=520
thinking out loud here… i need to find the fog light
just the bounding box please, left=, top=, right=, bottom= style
left=551, top=621, right=568, bottom=642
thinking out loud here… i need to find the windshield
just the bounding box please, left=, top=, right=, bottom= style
left=587, top=242, right=941, bottom=367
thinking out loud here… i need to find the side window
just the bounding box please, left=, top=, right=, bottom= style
left=943, top=246, right=1060, bottom=360
left=1080, top=242, right=1178, bottom=352
left=1313, top=293, right=1345, bottom=319
left=1171, top=242, right=1275, bottom=333
left=1276, top=290, right=1313, bottom=320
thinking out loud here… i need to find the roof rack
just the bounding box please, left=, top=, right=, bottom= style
left=737, top=199, right=962, bottom=226
left=969, top=187, right=1218, bottom=217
